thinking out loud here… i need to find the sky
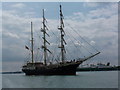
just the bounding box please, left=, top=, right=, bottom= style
left=1, top=2, right=118, bottom=71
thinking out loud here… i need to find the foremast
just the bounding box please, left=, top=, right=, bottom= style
left=58, top=5, right=67, bottom=63
left=41, top=9, right=51, bottom=66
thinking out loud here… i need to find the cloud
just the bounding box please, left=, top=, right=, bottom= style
left=90, top=41, right=95, bottom=45
left=83, top=2, right=99, bottom=7
left=2, top=2, right=118, bottom=66
left=74, top=41, right=84, bottom=46
left=11, top=3, right=26, bottom=9
left=64, top=3, right=118, bottom=64
left=88, top=3, right=118, bottom=18
left=3, top=32, right=20, bottom=39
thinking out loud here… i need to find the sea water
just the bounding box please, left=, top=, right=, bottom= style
left=2, top=71, right=118, bottom=88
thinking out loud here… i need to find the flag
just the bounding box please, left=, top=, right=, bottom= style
left=25, top=45, right=29, bottom=50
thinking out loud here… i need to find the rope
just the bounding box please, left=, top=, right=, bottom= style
left=65, top=32, right=86, bottom=57
left=66, top=30, right=93, bottom=55
left=65, top=22, right=99, bottom=52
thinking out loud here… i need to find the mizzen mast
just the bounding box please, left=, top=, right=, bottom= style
left=41, top=9, right=51, bottom=65
left=31, top=22, right=34, bottom=63
left=58, top=5, right=67, bottom=63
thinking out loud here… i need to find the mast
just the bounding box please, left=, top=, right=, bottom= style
left=31, top=22, right=34, bottom=63
left=41, top=9, right=51, bottom=65
left=58, top=5, right=67, bottom=63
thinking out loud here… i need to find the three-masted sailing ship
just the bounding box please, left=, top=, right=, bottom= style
left=22, top=5, right=100, bottom=75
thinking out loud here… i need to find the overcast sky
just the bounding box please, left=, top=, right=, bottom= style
left=2, top=2, right=118, bottom=71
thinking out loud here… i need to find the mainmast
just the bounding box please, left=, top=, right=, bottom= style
left=58, top=5, right=67, bottom=63
left=41, top=9, right=51, bottom=65
left=31, top=22, right=34, bottom=63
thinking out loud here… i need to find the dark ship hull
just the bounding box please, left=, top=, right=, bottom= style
left=22, top=52, right=100, bottom=75
left=22, top=61, right=81, bottom=75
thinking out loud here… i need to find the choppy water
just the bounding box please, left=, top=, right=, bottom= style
left=2, top=71, right=118, bottom=88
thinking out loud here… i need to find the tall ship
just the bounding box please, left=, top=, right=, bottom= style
left=22, top=5, right=100, bottom=75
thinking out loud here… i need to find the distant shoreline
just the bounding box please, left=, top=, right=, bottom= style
left=76, top=66, right=120, bottom=72
left=1, top=71, right=23, bottom=74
